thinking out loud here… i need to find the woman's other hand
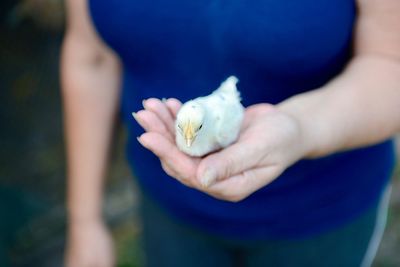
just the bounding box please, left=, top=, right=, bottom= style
left=65, top=220, right=115, bottom=267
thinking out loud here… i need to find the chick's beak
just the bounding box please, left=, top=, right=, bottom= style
left=183, top=122, right=195, bottom=147
left=185, top=137, right=194, bottom=147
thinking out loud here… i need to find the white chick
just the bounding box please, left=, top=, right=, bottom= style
left=175, top=76, right=244, bottom=157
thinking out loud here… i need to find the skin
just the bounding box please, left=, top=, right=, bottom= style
left=63, top=0, right=400, bottom=266
left=62, top=0, right=120, bottom=266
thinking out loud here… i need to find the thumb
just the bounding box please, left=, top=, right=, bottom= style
left=197, top=141, right=259, bottom=188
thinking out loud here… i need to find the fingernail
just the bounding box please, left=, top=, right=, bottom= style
left=142, top=99, right=147, bottom=108
left=201, top=168, right=217, bottom=188
left=132, top=112, right=145, bottom=127
left=137, top=136, right=146, bottom=147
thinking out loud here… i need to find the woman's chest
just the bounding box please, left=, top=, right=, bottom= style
left=89, top=0, right=355, bottom=82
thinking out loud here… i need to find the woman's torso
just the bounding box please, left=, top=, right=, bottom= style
left=89, top=0, right=395, bottom=238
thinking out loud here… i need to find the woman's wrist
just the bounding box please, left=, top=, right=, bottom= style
left=67, top=207, right=103, bottom=224
left=277, top=98, right=322, bottom=160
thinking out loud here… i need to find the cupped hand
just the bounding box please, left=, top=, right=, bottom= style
left=134, top=98, right=308, bottom=202
left=65, top=219, right=115, bottom=267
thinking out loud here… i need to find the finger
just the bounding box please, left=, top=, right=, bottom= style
left=132, top=110, right=173, bottom=141
left=161, top=161, right=180, bottom=179
left=138, top=132, right=200, bottom=185
left=143, top=98, right=175, bottom=134
left=197, top=140, right=264, bottom=188
left=161, top=161, right=194, bottom=188
left=165, top=98, right=182, bottom=118
left=205, top=166, right=282, bottom=202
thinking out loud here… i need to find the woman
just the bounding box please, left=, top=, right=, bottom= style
left=62, top=0, right=400, bottom=266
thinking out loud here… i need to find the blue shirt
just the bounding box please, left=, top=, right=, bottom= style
left=89, top=0, right=395, bottom=238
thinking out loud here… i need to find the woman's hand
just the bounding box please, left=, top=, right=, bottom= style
left=134, top=98, right=309, bottom=202
left=65, top=219, right=115, bottom=267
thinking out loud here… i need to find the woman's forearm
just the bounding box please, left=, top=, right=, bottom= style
left=279, top=0, right=400, bottom=159
left=61, top=32, right=121, bottom=221
left=278, top=55, right=400, bottom=158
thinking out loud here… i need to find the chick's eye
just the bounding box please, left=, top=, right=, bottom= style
left=198, top=124, right=203, bottom=130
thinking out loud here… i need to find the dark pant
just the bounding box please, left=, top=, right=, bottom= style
left=139, top=192, right=385, bottom=267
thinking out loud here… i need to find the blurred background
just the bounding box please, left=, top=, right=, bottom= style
left=0, top=1, right=399, bottom=266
